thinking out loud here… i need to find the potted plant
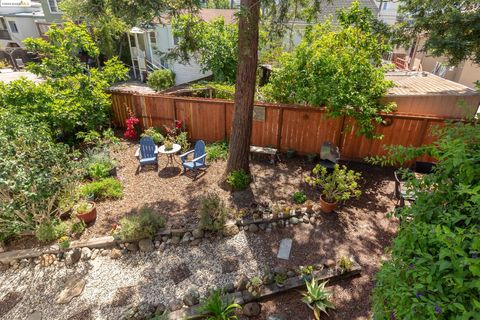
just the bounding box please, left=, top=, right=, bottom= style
left=164, top=139, right=173, bottom=151
left=299, top=265, right=314, bottom=281
left=275, top=274, right=287, bottom=288
left=306, top=164, right=361, bottom=213
left=73, top=200, right=97, bottom=224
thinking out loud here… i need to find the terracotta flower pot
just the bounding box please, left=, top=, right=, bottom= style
left=75, top=202, right=97, bottom=224
left=320, top=196, right=337, bottom=213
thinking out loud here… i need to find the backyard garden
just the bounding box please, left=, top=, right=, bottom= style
left=1, top=2, right=479, bottom=319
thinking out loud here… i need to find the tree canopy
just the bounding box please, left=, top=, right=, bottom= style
left=261, top=2, right=395, bottom=138
left=395, top=0, right=480, bottom=65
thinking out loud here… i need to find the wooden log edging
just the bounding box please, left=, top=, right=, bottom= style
left=0, top=208, right=317, bottom=265
left=167, top=261, right=362, bottom=320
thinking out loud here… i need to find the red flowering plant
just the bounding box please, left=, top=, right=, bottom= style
left=162, top=120, right=189, bottom=151
left=124, top=113, right=140, bottom=140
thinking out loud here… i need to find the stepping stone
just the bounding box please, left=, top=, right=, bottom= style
left=277, top=238, right=292, bottom=260
left=169, top=263, right=191, bottom=285
left=56, top=278, right=86, bottom=304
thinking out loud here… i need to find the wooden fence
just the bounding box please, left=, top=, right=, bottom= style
left=111, top=92, right=458, bottom=162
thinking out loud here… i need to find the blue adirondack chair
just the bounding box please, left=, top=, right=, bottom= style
left=135, top=137, right=159, bottom=170
left=180, top=140, right=207, bottom=175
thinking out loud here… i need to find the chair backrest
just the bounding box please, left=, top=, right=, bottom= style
left=320, top=141, right=340, bottom=163
left=139, top=137, right=156, bottom=158
left=193, top=140, right=206, bottom=164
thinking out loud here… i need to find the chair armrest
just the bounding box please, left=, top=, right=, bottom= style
left=154, top=146, right=159, bottom=154
left=192, top=153, right=207, bottom=163
left=135, top=148, right=140, bottom=160
left=179, top=149, right=194, bottom=159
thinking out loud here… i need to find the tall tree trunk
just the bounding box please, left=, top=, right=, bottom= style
left=225, top=0, right=260, bottom=176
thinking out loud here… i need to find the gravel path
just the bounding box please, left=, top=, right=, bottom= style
left=0, top=233, right=268, bottom=320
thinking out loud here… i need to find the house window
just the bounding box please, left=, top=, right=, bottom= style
left=129, top=34, right=136, bottom=47
left=8, top=21, right=18, bottom=33
left=48, top=0, right=61, bottom=13
left=382, top=2, right=389, bottom=10
left=149, top=31, right=157, bottom=44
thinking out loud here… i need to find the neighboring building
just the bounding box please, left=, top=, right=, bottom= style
left=0, top=0, right=45, bottom=48
left=38, top=0, right=62, bottom=23
left=374, top=0, right=400, bottom=25
left=127, top=9, right=236, bottom=85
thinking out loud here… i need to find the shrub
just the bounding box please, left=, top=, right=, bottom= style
left=206, top=141, right=229, bottom=161
left=305, top=164, right=361, bottom=203
left=35, top=220, right=68, bottom=242
left=226, top=169, right=251, bottom=190
left=58, top=235, right=70, bottom=249
left=141, top=127, right=165, bottom=145
left=79, top=178, right=123, bottom=200
left=301, top=278, right=335, bottom=320
left=198, top=193, right=228, bottom=232
left=198, top=290, right=241, bottom=320
left=83, top=149, right=116, bottom=180
left=147, top=69, right=175, bottom=91
left=190, top=82, right=236, bottom=99
left=174, top=131, right=190, bottom=152
left=372, top=123, right=480, bottom=320
left=70, top=220, right=86, bottom=237
left=292, top=191, right=307, bottom=204
left=116, top=207, right=166, bottom=241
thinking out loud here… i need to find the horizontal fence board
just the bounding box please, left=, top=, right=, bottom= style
left=110, top=92, right=465, bottom=162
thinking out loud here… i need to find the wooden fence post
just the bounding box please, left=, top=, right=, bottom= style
left=276, top=107, right=284, bottom=150
left=337, top=115, right=347, bottom=152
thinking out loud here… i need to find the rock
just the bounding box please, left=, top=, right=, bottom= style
left=168, top=299, right=183, bottom=311
left=248, top=224, right=259, bottom=232
left=170, top=236, right=181, bottom=244
left=302, top=215, right=309, bottom=223
left=182, top=232, right=192, bottom=243
left=26, top=311, right=42, bottom=320
left=223, top=221, right=240, bottom=237
left=252, top=213, right=260, bottom=221
left=154, top=240, right=161, bottom=248
left=56, top=278, right=86, bottom=304
left=258, top=223, right=267, bottom=230
left=243, top=302, right=261, bottom=316
left=243, top=225, right=249, bottom=231
left=268, top=313, right=288, bottom=320
left=91, top=249, right=99, bottom=260
left=223, top=282, right=236, bottom=293
left=309, top=217, right=316, bottom=224
left=235, top=274, right=249, bottom=291
left=183, top=288, right=200, bottom=306
left=109, top=248, right=123, bottom=259
left=190, top=239, right=201, bottom=246
left=161, top=236, right=169, bottom=242
left=277, top=220, right=285, bottom=228
left=289, top=217, right=299, bottom=225
left=192, top=229, right=204, bottom=239
left=65, top=248, right=81, bottom=266
left=138, top=239, right=154, bottom=252
left=155, top=303, right=166, bottom=315
left=40, top=254, right=56, bottom=267
left=286, top=270, right=295, bottom=277
left=274, top=266, right=288, bottom=276
left=81, top=247, right=92, bottom=260
left=126, top=243, right=139, bottom=252
left=100, top=249, right=109, bottom=256
left=0, top=245, right=4, bottom=253
left=159, top=242, right=167, bottom=251
left=322, top=259, right=336, bottom=268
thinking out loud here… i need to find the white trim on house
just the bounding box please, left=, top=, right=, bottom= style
left=47, top=0, right=60, bottom=13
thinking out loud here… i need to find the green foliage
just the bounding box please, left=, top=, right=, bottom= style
left=206, top=141, right=229, bottom=161
left=301, top=279, right=335, bottom=320
left=83, top=149, right=116, bottom=180
left=338, top=256, right=353, bottom=272
left=189, top=82, right=236, bottom=100
left=79, top=178, right=123, bottom=200
left=274, top=274, right=286, bottom=285
left=261, top=2, right=395, bottom=138
left=226, top=170, right=251, bottom=191
left=292, top=191, right=307, bottom=204
left=246, top=276, right=263, bottom=297
left=174, top=131, right=190, bottom=152
left=0, top=59, right=10, bottom=68
left=306, top=164, right=362, bottom=203
left=58, top=235, right=71, bottom=249
left=198, top=193, right=228, bottom=232
left=172, top=16, right=238, bottom=83
left=204, top=0, right=230, bottom=9
left=0, top=23, right=129, bottom=139
left=70, top=220, right=87, bottom=236
left=372, top=122, right=480, bottom=320
left=35, top=220, right=68, bottom=242
left=77, top=129, right=120, bottom=149
left=73, top=201, right=94, bottom=215
left=395, top=0, right=480, bottom=65
left=141, top=127, right=165, bottom=144
left=147, top=69, right=175, bottom=91
left=0, top=113, right=80, bottom=242
left=300, top=265, right=314, bottom=276
left=198, top=290, right=241, bottom=320
left=116, top=206, right=166, bottom=241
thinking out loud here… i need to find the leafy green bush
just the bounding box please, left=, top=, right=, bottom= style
left=83, top=149, right=116, bottom=180
left=301, top=278, right=334, bottom=320
left=79, top=178, right=122, bottom=200
left=190, top=82, right=236, bottom=99
left=226, top=169, right=251, bottom=190
left=116, top=207, right=167, bottom=241
left=372, top=123, right=480, bottom=319
left=198, top=193, right=228, bottom=232
left=173, top=131, right=190, bottom=152
left=206, top=141, right=229, bottom=161
left=141, top=127, right=165, bottom=144
left=35, top=220, right=69, bottom=242
left=70, top=220, right=86, bottom=236
left=292, top=191, right=307, bottom=204
left=0, top=113, right=80, bottom=242
left=305, top=164, right=361, bottom=203
left=87, top=162, right=112, bottom=180
left=198, top=290, right=241, bottom=320
left=147, top=69, right=175, bottom=91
